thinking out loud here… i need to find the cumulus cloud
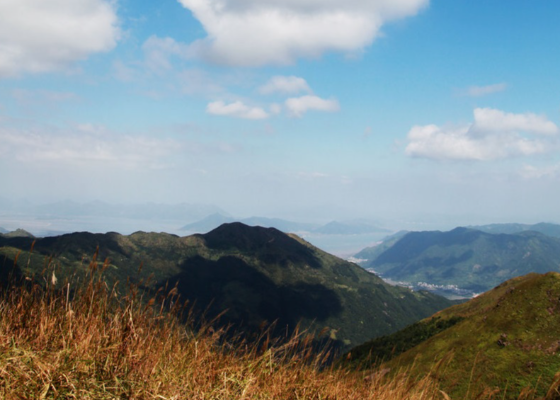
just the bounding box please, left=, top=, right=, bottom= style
left=0, top=0, right=119, bottom=77
left=463, top=83, right=507, bottom=97
left=259, top=76, right=312, bottom=95
left=207, top=100, right=269, bottom=119
left=405, top=108, right=560, bottom=161
left=285, top=95, right=340, bottom=118
left=177, top=0, right=428, bottom=66
left=473, top=108, right=558, bottom=136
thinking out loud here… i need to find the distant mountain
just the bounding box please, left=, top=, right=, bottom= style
left=342, top=272, right=560, bottom=398
left=471, top=222, right=560, bottom=238
left=180, top=213, right=234, bottom=232
left=240, top=217, right=318, bottom=232
left=312, top=220, right=391, bottom=235
left=180, top=215, right=317, bottom=233
left=1, top=229, right=35, bottom=238
left=0, top=227, right=8, bottom=234
left=0, top=223, right=452, bottom=350
left=363, top=227, right=560, bottom=295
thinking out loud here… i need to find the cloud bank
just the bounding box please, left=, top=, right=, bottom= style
left=0, top=0, right=120, bottom=77
left=177, top=0, right=429, bottom=66
left=405, top=108, right=560, bottom=161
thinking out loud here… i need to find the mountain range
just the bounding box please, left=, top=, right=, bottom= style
left=0, top=222, right=452, bottom=351
left=355, top=226, right=560, bottom=296
left=470, top=222, right=560, bottom=238
left=180, top=213, right=390, bottom=236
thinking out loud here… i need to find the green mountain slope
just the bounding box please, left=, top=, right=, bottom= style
left=365, top=227, right=560, bottom=295
left=0, top=228, right=35, bottom=238
left=353, top=231, right=409, bottom=263
left=343, top=272, right=560, bottom=398
left=0, top=222, right=452, bottom=350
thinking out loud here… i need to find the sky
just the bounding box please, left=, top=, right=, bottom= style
left=1, top=0, right=560, bottom=226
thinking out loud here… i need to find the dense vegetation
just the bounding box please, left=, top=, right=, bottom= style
left=341, top=316, right=463, bottom=370
left=0, top=223, right=453, bottom=351
left=359, top=227, right=560, bottom=294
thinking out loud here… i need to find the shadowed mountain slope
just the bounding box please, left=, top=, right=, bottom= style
left=0, top=223, right=452, bottom=350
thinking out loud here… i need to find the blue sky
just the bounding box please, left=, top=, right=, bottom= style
left=1, top=0, right=560, bottom=225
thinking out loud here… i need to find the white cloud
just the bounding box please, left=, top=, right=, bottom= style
left=177, top=0, right=428, bottom=66
left=207, top=100, right=269, bottom=120
left=285, top=95, right=340, bottom=118
left=259, top=76, right=312, bottom=95
left=473, top=108, right=558, bottom=136
left=0, top=0, right=119, bottom=77
left=405, top=108, right=560, bottom=161
left=142, top=36, right=190, bottom=72
left=463, top=83, right=507, bottom=97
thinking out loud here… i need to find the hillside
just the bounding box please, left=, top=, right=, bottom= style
left=362, top=227, right=560, bottom=296
left=353, top=230, right=409, bottom=262
left=0, top=223, right=452, bottom=350
left=0, top=228, right=35, bottom=238
left=342, top=272, right=560, bottom=398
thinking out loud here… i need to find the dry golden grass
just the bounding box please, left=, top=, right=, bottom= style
left=0, top=253, right=447, bottom=399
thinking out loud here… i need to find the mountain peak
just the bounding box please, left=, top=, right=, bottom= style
left=202, top=222, right=300, bottom=252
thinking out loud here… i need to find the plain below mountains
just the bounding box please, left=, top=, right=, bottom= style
left=0, top=223, right=452, bottom=351
left=342, top=272, right=560, bottom=399
left=355, top=225, right=560, bottom=297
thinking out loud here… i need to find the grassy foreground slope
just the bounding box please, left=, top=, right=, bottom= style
left=0, top=260, right=447, bottom=399
left=0, top=223, right=453, bottom=350
left=343, top=272, right=560, bottom=399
